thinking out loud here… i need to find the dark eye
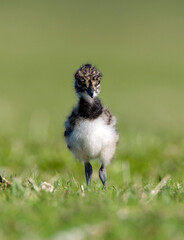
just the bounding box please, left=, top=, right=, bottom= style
left=77, top=79, right=83, bottom=85
left=77, top=80, right=86, bottom=89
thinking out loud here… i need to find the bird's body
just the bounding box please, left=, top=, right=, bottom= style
left=64, top=64, right=119, bottom=188
left=65, top=98, right=118, bottom=165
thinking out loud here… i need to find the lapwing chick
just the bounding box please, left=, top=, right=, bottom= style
left=64, top=64, right=119, bottom=188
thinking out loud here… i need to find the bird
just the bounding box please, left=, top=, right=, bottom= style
left=64, top=64, right=119, bottom=188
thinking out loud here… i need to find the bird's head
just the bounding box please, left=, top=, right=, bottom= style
left=74, top=64, right=102, bottom=101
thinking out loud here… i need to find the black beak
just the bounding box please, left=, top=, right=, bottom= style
left=87, top=87, right=94, bottom=98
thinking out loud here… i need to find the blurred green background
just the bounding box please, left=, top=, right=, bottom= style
left=1, top=0, right=184, bottom=176
left=0, top=1, right=184, bottom=239
left=1, top=0, right=184, bottom=136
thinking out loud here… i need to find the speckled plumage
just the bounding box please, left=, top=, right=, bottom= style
left=64, top=64, right=119, bottom=188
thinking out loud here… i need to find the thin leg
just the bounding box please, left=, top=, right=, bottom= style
left=85, top=162, right=93, bottom=186
left=99, top=165, right=107, bottom=189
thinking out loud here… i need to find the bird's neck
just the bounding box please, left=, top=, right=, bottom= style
left=78, top=97, right=103, bottom=119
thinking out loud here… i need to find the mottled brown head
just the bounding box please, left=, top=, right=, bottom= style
left=74, top=64, right=102, bottom=99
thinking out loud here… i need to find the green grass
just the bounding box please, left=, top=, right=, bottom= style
left=0, top=1, right=184, bottom=239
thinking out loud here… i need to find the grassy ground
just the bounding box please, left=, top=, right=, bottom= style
left=0, top=1, right=184, bottom=239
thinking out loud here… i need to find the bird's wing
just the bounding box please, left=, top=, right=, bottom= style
left=64, top=108, right=78, bottom=137
left=102, top=108, right=117, bottom=126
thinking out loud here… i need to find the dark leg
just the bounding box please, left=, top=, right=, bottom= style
left=85, top=162, right=93, bottom=186
left=99, top=165, right=107, bottom=189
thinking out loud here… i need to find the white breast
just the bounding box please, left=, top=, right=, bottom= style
left=67, top=118, right=116, bottom=162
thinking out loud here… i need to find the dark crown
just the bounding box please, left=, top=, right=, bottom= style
left=75, top=64, right=102, bottom=82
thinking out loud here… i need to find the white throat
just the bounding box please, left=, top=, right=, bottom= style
left=79, top=91, right=98, bottom=103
